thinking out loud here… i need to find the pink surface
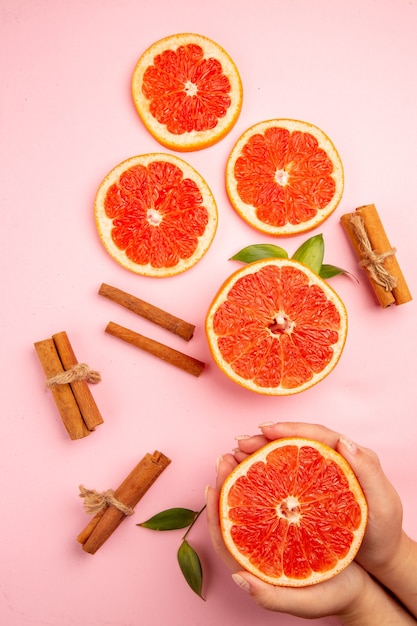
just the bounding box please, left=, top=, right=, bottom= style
left=1, top=1, right=416, bottom=624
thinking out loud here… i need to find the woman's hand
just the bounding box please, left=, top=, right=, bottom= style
left=208, top=421, right=417, bottom=619
left=205, top=444, right=416, bottom=624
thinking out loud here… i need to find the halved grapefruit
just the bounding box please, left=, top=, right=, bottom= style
left=205, top=258, right=347, bottom=395
left=132, top=33, right=243, bottom=151
left=226, top=119, right=344, bottom=235
left=220, top=438, right=368, bottom=587
left=94, top=153, right=218, bottom=277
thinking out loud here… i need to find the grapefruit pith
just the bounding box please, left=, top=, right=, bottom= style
left=132, top=33, right=243, bottom=151
left=226, top=119, right=344, bottom=235
left=94, top=153, right=218, bottom=277
left=220, top=438, right=368, bottom=587
left=205, top=258, right=347, bottom=395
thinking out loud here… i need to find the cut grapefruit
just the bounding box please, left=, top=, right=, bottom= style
left=220, top=438, right=368, bottom=587
left=226, top=119, right=344, bottom=235
left=205, top=258, right=347, bottom=395
left=132, top=33, right=243, bottom=151
left=94, top=153, right=218, bottom=277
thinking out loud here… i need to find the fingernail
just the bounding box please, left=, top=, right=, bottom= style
left=258, top=421, right=275, bottom=428
left=204, top=485, right=210, bottom=501
left=216, top=455, right=224, bottom=473
left=339, top=436, right=357, bottom=455
left=232, top=573, right=251, bottom=592
left=234, top=435, right=251, bottom=441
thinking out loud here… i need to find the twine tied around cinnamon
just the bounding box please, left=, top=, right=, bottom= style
left=79, top=485, right=134, bottom=516
left=349, top=214, right=398, bottom=291
left=46, top=363, right=101, bottom=388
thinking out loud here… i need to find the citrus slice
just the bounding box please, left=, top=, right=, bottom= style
left=132, top=33, right=243, bottom=151
left=94, top=153, right=218, bottom=277
left=205, top=258, right=347, bottom=395
left=226, top=119, right=344, bottom=235
left=220, top=437, right=368, bottom=587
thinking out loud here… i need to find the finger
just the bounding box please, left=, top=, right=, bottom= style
left=205, top=485, right=240, bottom=572
left=231, top=563, right=364, bottom=618
left=234, top=434, right=269, bottom=454
left=231, top=571, right=322, bottom=616
left=337, top=437, right=402, bottom=516
left=233, top=449, right=250, bottom=463
left=215, top=454, right=237, bottom=490
left=337, top=437, right=387, bottom=491
left=205, top=484, right=220, bottom=541
left=233, top=423, right=342, bottom=467
left=259, top=421, right=342, bottom=449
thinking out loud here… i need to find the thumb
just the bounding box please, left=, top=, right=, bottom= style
left=231, top=572, right=283, bottom=610
left=337, top=436, right=400, bottom=510
left=230, top=571, right=326, bottom=617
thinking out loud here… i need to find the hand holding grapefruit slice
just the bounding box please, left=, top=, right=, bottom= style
left=132, top=33, right=243, bottom=151
left=226, top=119, right=344, bottom=235
left=205, top=257, right=347, bottom=395
left=94, top=153, right=218, bottom=277
left=219, top=438, right=368, bottom=587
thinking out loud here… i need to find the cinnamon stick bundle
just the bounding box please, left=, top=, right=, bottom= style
left=77, top=450, right=171, bottom=554
left=99, top=283, right=195, bottom=341
left=52, top=332, right=103, bottom=431
left=341, top=204, right=412, bottom=307
left=34, top=332, right=103, bottom=439
left=34, top=338, right=90, bottom=440
left=105, top=321, right=205, bottom=377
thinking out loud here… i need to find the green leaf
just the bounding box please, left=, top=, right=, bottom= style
left=319, top=264, right=347, bottom=279
left=292, top=234, right=324, bottom=274
left=320, top=264, right=359, bottom=282
left=177, top=539, right=204, bottom=600
left=137, top=508, right=198, bottom=531
left=230, top=244, right=288, bottom=263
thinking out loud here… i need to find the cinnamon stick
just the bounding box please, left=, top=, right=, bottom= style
left=52, top=332, right=104, bottom=430
left=99, top=283, right=195, bottom=341
left=77, top=450, right=171, bottom=554
left=34, top=338, right=90, bottom=440
left=341, top=204, right=412, bottom=307
left=105, top=321, right=205, bottom=377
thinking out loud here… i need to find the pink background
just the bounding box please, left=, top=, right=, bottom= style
left=1, top=1, right=416, bottom=624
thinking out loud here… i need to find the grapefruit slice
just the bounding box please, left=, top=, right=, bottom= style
left=94, top=153, right=218, bottom=277
left=205, top=258, right=347, bottom=395
left=220, top=438, right=368, bottom=587
left=132, top=33, right=243, bottom=151
left=226, top=119, right=344, bottom=235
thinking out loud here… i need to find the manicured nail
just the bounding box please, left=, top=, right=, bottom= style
left=232, top=573, right=251, bottom=592
left=204, top=485, right=210, bottom=501
left=339, top=436, right=357, bottom=455
left=234, top=435, right=251, bottom=441
left=258, top=421, right=275, bottom=428
left=216, top=455, right=224, bottom=473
